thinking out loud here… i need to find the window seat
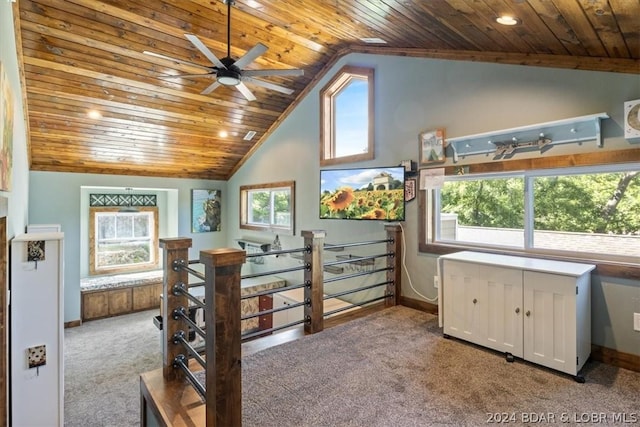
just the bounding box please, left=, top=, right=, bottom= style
left=80, top=270, right=164, bottom=321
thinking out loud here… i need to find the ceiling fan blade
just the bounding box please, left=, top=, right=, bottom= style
left=242, top=69, right=304, bottom=77
left=233, top=43, right=268, bottom=70
left=201, top=81, right=221, bottom=95
left=143, top=50, right=213, bottom=72
left=159, top=73, right=216, bottom=79
left=236, top=83, right=257, bottom=101
left=242, top=76, right=294, bottom=95
left=184, top=34, right=227, bottom=69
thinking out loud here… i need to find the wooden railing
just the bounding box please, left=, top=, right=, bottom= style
left=146, top=224, right=402, bottom=426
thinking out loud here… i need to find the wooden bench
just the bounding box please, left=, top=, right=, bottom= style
left=81, top=271, right=163, bottom=321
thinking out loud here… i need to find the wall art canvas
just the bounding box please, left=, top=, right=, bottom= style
left=419, top=128, right=445, bottom=165
left=191, top=189, right=222, bottom=233
left=0, top=62, right=14, bottom=191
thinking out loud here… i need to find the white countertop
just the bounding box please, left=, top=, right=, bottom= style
left=439, top=251, right=595, bottom=277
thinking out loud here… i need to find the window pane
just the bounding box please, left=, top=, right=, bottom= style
left=533, top=171, right=640, bottom=258
left=334, top=79, right=368, bottom=157
left=134, top=213, right=151, bottom=237
left=116, top=215, right=133, bottom=238
left=439, top=177, right=524, bottom=247
left=94, top=211, right=154, bottom=270
left=97, top=215, right=115, bottom=240
left=273, top=189, right=291, bottom=226
left=248, top=190, right=270, bottom=225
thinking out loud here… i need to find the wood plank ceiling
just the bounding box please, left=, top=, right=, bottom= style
left=14, top=0, right=640, bottom=180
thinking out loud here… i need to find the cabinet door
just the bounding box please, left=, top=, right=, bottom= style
left=272, top=293, right=304, bottom=331
left=442, top=260, right=486, bottom=346
left=82, top=291, right=110, bottom=320
left=523, top=271, right=577, bottom=375
left=272, top=293, right=290, bottom=330
left=481, top=265, right=523, bottom=357
left=443, top=261, right=523, bottom=355
left=132, top=283, right=162, bottom=310
left=108, top=288, right=133, bottom=315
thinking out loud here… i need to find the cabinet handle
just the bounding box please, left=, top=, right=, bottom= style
left=515, top=307, right=520, bottom=314
left=472, top=298, right=478, bottom=304
left=525, top=310, right=531, bottom=317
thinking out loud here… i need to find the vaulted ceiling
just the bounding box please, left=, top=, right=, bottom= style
left=14, top=0, right=640, bottom=180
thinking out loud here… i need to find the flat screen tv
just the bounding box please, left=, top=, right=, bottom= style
left=320, top=166, right=405, bottom=221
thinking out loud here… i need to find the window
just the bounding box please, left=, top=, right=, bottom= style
left=89, top=207, right=159, bottom=275
left=240, top=181, right=295, bottom=235
left=433, top=164, right=639, bottom=262
left=320, top=66, right=374, bottom=166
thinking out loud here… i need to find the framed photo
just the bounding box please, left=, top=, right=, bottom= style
left=405, top=178, right=416, bottom=202
left=419, top=128, right=445, bottom=165
left=191, top=189, right=222, bottom=233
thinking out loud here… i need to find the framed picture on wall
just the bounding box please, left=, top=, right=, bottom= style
left=419, top=128, right=446, bottom=165
left=191, top=189, right=222, bottom=233
left=405, top=178, right=416, bottom=202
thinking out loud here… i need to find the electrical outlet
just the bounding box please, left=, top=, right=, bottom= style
left=634, top=313, right=640, bottom=332
left=433, top=276, right=439, bottom=289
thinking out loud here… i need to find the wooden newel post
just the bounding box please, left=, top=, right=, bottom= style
left=302, top=230, right=325, bottom=334
left=159, top=237, right=192, bottom=380
left=200, top=248, right=246, bottom=427
left=385, top=224, right=402, bottom=307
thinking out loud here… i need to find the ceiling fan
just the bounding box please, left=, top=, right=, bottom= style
left=144, top=0, right=303, bottom=101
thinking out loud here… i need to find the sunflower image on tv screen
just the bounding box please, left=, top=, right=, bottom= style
left=320, top=166, right=406, bottom=221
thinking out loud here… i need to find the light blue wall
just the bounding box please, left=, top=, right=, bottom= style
left=29, top=172, right=227, bottom=322
left=228, top=53, right=640, bottom=355
left=1, top=3, right=30, bottom=236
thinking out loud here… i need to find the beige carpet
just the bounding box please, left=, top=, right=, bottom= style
left=64, top=306, right=639, bottom=426
left=240, top=306, right=639, bottom=426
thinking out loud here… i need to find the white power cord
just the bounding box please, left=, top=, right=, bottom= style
left=399, top=222, right=438, bottom=303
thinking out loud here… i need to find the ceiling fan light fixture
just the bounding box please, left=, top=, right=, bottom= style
left=217, top=68, right=241, bottom=86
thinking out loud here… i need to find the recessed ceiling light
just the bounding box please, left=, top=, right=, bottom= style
left=87, top=110, right=102, bottom=119
left=496, top=15, right=521, bottom=26
left=360, top=37, right=387, bottom=44
left=218, top=130, right=228, bottom=138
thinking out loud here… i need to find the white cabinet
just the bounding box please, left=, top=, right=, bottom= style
left=272, top=290, right=304, bottom=331
left=10, top=232, right=65, bottom=426
left=443, top=260, right=523, bottom=357
left=439, top=251, right=594, bottom=380
left=271, top=288, right=358, bottom=331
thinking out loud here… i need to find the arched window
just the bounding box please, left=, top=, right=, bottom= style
left=320, top=66, right=374, bottom=165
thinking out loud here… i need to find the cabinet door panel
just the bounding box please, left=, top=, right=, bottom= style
left=82, top=292, right=109, bottom=320
left=443, top=260, right=484, bottom=345
left=482, top=265, right=523, bottom=357
left=108, top=288, right=133, bottom=315
left=523, top=271, right=577, bottom=375
left=132, top=283, right=162, bottom=310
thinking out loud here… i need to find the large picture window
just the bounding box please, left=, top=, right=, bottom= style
left=240, top=181, right=295, bottom=235
left=433, top=164, right=639, bottom=262
left=89, top=207, right=159, bottom=275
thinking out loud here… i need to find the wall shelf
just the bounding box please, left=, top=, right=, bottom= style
left=446, top=112, right=609, bottom=163
left=236, top=239, right=271, bottom=253
left=335, top=254, right=375, bottom=267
